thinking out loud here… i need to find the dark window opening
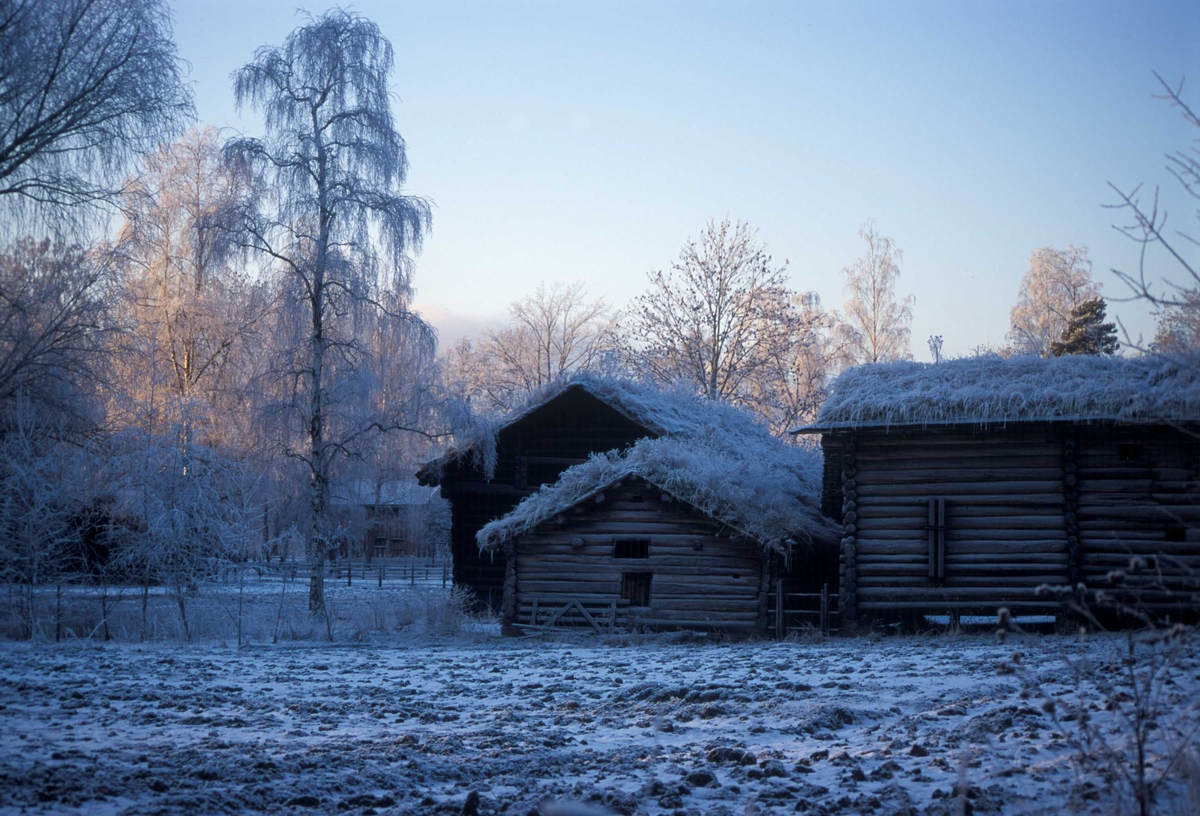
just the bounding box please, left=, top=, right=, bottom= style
left=622, top=572, right=652, bottom=607
left=614, top=537, right=650, bottom=558
left=629, top=493, right=645, bottom=503
left=1119, top=443, right=1142, bottom=462
left=1165, top=526, right=1187, bottom=542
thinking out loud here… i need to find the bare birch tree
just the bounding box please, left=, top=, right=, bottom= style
left=839, top=220, right=914, bottom=364
left=452, top=282, right=616, bottom=413
left=1108, top=72, right=1200, bottom=358
left=226, top=10, right=431, bottom=612
left=0, top=0, right=192, bottom=225
left=1008, top=245, right=1100, bottom=357
left=625, top=219, right=797, bottom=403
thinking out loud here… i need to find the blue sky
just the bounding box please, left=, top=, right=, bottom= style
left=173, top=0, right=1200, bottom=357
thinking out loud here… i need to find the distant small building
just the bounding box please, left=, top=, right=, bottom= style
left=794, top=356, right=1200, bottom=626
left=330, top=480, right=449, bottom=561
left=477, top=431, right=839, bottom=633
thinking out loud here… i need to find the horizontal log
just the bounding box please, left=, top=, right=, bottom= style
left=856, top=538, right=1070, bottom=554
left=856, top=468, right=1064, bottom=485
left=854, top=494, right=1060, bottom=506
left=856, top=586, right=1055, bottom=599
left=857, top=600, right=1059, bottom=610
left=857, top=575, right=1066, bottom=587
left=516, top=554, right=762, bottom=571
left=516, top=578, right=761, bottom=594
left=860, top=505, right=1066, bottom=520
left=858, top=558, right=1068, bottom=572
left=853, top=433, right=1055, bottom=449
left=856, top=481, right=1064, bottom=497
left=856, top=452, right=1063, bottom=468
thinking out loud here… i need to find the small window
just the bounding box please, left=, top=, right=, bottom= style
left=629, top=493, right=645, bottom=503
left=1165, top=526, right=1187, bottom=542
left=614, top=537, right=650, bottom=558
left=622, top=572, right=652, bottom=607
left=1119, top=443, right=1142, bottom=462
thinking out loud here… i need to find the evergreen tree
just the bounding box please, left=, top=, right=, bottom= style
left=1049, top=297, right=1119, bottom=357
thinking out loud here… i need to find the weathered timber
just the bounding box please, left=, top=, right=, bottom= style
left=505, top=480, right=776, bottom=632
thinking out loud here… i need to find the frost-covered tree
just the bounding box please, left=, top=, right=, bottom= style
left=0, top=237, right=114, bottom=427
left=749, top=292, right=852, bottom=438
left=839, top=221, right=914, bottom=364
left=226, top=9, right=431, bottom=612
left=1152, top=287, right=1200, bottom=353
left=1008, top=245, right=1100, bottom=357
left=109, top=432, right=262, bottom=641
left=0, top=401, right=90, bottom=638
left=452, top=282, right=617, bottom=413
left=0, top=0, right=192, bottom=225
left=625, top=219, right=797, bottom=403
left=109, top=128, right=264, bottom=449
left=1049, top=297, right=1119, bottom=357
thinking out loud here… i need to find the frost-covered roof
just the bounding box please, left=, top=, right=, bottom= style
left=420, top=373, right=789, bottom=483
left=797, top=355, right=1200, bottom=432
left=476, top=433, right=839, bottom=554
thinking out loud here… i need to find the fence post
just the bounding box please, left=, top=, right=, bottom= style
left=774, top=579, right=784, bottom=640
left=820, top=582, right=829, bottom=636
left=442, top=563, right=447, bottom=589
left=378, top=566, right=383, bottom=588
left=410, top=564, right=415, bottom=586
left=347, top=566, right=351, bottom=587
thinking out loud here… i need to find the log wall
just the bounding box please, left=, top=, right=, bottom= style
left=842, top=426, right=1070, bottom=613
left=508, top=478, right=768, bottom=631
left=832, top=422, right=1200, bottom=619
left=1076, top=425, right=1200, bottom=610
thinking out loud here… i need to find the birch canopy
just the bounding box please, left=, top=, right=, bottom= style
left=225, top=9, right=432, bottom=612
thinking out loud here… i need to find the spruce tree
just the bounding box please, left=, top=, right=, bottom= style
left=1049, top=297, right=1119, bottom=356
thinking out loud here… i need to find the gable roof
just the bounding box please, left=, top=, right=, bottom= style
left=420, top=373, right=785, bottom=483
left=795, top=355, right=1200, bottom=433
left=475, top=433, right=839, bottom=554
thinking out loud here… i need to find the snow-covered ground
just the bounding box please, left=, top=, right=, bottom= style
left=1, top=632, right=1197, bottom=815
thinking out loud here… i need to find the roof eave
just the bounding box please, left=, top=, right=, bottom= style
left=792, top=414, right=1200, bottom=435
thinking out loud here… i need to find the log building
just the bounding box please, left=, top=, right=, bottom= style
left=417, top=378, right=666, bottom=608
left=419, top=374, right=838, bottom=615
left=476, top=434, right=838, bottom=633
left=794, top=356, right=1200, bottom=626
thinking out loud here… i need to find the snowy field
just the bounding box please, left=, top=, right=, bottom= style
left=2, top=632, right=1198, bottom=816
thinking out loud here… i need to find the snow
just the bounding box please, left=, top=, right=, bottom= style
left=2, top=632, right=1196, bottom=815
left=800, top=355, right=1200, bottom=432
left=475, top=433, right=837, bottom=554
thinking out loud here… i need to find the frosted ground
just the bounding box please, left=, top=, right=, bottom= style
left=2, top=631, right=1198, bottom=816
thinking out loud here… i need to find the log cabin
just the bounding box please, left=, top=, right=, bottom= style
left=418, top=374, right=823, bottom=610
left=476, top=431, right=839, bottom=633
left=418, top=376, right=673, bottom=608
left=793, top=355, right=1200, bottom=626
